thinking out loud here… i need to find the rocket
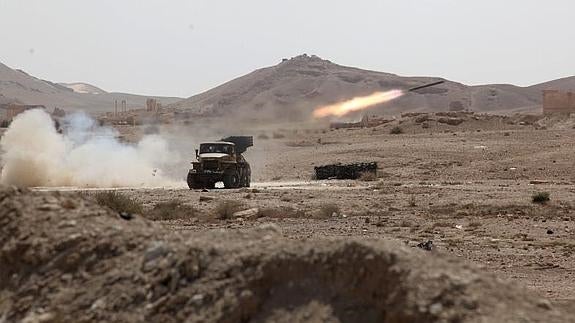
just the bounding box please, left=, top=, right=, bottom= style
left=408, top=81, right=445, bottom=92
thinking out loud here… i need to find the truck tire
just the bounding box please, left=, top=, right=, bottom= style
left=223, top=172, right=240, bottom=189
left=240, top=173, right=250, bottom=188
left=187, top=173, right=203, bottom=190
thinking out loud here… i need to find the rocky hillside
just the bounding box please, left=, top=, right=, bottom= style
left=172, top=55, right=573, bottom=120
left=0, top=62, right=181, bottom=113
left=58, top=82, right=107, bottom=95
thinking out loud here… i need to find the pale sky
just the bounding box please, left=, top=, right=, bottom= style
left=0, top=0, right=573, bottom=97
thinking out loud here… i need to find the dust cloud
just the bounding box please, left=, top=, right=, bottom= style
left=0, top=109, right=181, bottom=188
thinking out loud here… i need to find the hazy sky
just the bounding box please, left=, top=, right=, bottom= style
left=0, top=0, right=573, bottom=97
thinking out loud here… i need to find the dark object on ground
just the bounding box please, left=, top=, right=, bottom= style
left=314, top=162, right=378, bottom=180
left=547, top=229, right=554, bottom=235
left=119, top=212, right=134, bottom=221
left=390, top=126, right=404, bottom=134
left=417, top=240, right=434, bottom=251
left=532, top=192, right=551, bottom=204
left=187, top=136, right=253, bottom=189
left=0, top=188, right=569, bottom=323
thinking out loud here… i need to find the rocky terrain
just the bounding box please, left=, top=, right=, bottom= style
left=3, top=111, right=571, bottom=322
left=0, top=187, right=571, bottom=323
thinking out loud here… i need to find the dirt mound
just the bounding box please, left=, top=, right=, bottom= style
left=0, top=187, right=569, bottom=322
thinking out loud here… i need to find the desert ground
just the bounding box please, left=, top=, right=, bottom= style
left=92, top=112, right=575, bottom=304
left=4, top=111, right=575, bottom=322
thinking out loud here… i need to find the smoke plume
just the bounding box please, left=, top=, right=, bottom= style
left=0, top=109, right=181, bottom=188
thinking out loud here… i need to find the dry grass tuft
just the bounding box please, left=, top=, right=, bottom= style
left=316, top=203, right=340, bottom=219
left=147, top=200, right=197, bottom=220
left=94, top=191, right=143, bottom=215
left=257, top=207, right=306, bottom=219
left=358, top=172, right=377, bottom=182
left=213, top=200, right=245, bottom=220
left=390, top=126, right=403, bottom=135
left=532, top=192, right=550, bottom=204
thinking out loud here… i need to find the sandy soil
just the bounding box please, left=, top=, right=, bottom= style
left=113, top=112, right=575, bottom=305
left=17, top=111, right=575, bottom=320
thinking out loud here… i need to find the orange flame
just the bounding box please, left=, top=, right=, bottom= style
left=313, top=90, right=404, bottom=118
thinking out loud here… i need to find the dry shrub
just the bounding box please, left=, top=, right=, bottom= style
left=213, top=200, right=245, bottom=220
left=358, top=171, right=377, bottom=182
left=285, top=141, right=315, bottom=147
left=408, top=195, right=417, bottom=207
left=316, top=203, right=340, bottom=219
left=390, top=126, right=403, bottom=134
left=147, top=200, right=197, bottom=220
left=468, top=221, right=482, bottom=229
left=257, top=133, right=270, bottom=140
left=94, top=191, right=143, bottom=214
left=272, top=132, right=286, bottom=139
left=257, top=207, right=305, bottom=219
left=532, top=192, right=550, bottom=204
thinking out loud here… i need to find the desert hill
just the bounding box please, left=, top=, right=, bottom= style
left=58, top=82, right=107, bottom=95
left=529, top=76, right=575, bottom=92
left=172, top=55, right=572, bottom=120
left=0, top=62, right=181, bottom=113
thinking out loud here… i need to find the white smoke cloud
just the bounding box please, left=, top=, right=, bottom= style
left=0, top=109, right=182, bottom=188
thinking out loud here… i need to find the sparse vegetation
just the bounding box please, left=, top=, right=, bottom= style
left=358, top=171, right=377, bottom=182
left=257, top=133, right=270, bottom=140
left=390, top=126, right=403, bottom=134
left=272, top=132, right=286, bottom=139
left=147, top=200, right=197, bottom=220
left=408, top=195, right=417, bottom=207
left=316, top=203, right=340, bottom=219
left=532, top=192, right=550, bottom=204
left=94, top=191, right=143, bottom=214
left=257, top=207, right=305, bottom=219
left=213, top=200, right=245, bottom=220
left=468, top=221, right=483, bottom=229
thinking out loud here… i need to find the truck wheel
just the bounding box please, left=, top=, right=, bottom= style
left=245, top=175, right=251, bottom=188
left=187, top=173, right=203, bottom=190
left=240, top=174, right=248, bottom=187
left=223, top=172, right=240, bottom=189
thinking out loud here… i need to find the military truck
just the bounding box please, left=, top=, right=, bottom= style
left=187, top=136, right=253, bottom=189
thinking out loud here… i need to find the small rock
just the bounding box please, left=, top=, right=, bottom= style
left=143, top=241, right=170, bottom=269
left=417, top=241, right=433, bottom=251
left=37, top=204, right=60, bottom=211
left=58, top=220, right=77, bottom=228
left=233, top=208, right=259, bottom=219
left=429, top=303, right=443, bottom=315
left=119, top=212, right=134, bottom=220
left=547, top=229, right=554, bottom=235
left=191, top=294, right=204, bottom=305
left=536, top=298, right=553, bottom=310
left=199, top=195, right=215, bottom=202
left=90, top=298, right=106, bottom=311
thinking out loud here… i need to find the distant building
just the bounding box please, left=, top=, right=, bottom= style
left=542, top=90, right=575, bottom=114
left=0, top=103, right=46, bottom=122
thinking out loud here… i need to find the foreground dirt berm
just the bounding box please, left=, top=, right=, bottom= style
left=0, top=187, right=570, bottom=322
